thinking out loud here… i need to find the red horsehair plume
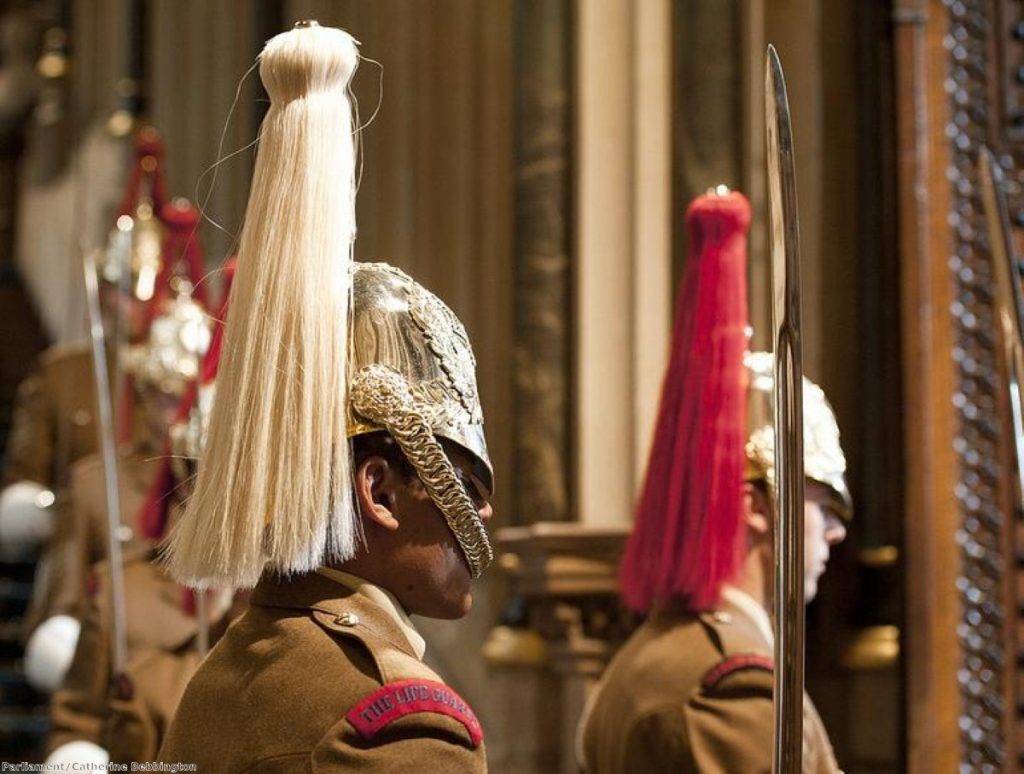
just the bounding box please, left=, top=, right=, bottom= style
left=619, top=190, right=752, bottom=614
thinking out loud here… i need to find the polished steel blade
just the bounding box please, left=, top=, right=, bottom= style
left=766, top=43, right=805, bottom=774
left=978, top=147, right=1024, bottom=512
left=83, top=248, right=129, bottom=674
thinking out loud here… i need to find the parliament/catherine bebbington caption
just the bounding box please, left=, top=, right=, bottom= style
left=1, top=762, right=198, bottom=772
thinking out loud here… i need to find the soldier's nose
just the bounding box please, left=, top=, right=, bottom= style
left=478, top=501, right=493, bottom=523
left=824, top=514, right=846, bottom=546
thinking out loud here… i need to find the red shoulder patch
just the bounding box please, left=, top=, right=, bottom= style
left=346, top=679, right=483, bottom=747
left=701, top=654, right=774, bottom=690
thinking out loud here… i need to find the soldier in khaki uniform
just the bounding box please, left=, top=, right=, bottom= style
left=0, top=342, right=115, bottom=569
left=578, top=191, right=849, bottom=774
left=45, top=546, right=232, bottom=763
left=24, top=453, right=160, bottom=633
left=160, top=24, right=491, bottom=772
left=45, top=295, right=230, bottom=767
left=2, top=343, right=101, bottom=490
left=24, top=282, right=212, bottom=694
left=161, top=263, right=493, bottom=772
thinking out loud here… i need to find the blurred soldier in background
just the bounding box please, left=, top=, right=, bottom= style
left=0, top=130, right=175, bottom=555
left=578, top=190, right=849, bottom=774
left=45, top=282, right=233, bottom=766
left=19, top=166, right=213, bottom=695
left=22, top=276, right=211, bottom=694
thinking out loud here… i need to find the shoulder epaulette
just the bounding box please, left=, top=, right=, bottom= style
left=701, top=653, right=774, bottom=690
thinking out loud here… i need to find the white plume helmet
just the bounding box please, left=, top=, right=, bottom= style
left=167, top=23, right=360, bottom=588
left=0, top=481, right=56, bottom=554
left=24, top=614, right=81, bottom=693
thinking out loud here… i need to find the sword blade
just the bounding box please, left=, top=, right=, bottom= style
left=766, top=44, right=805, bottom=774
left=82, top=248, right=129, bottom=675
left=978, top=147, right=1024, bottom=512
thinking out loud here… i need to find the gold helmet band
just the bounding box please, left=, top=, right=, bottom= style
left=743, top=350, right=852, bottom=519
left=347, top=263, right=493, bottom=577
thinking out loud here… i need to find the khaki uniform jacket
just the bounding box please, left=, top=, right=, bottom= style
left=3, top=343, right=101, bottom=488
left=579, top=597, right=839, bottom=774
left=47, top=547, right=223, bottom=762
left=25, top=452, right=158, bottom=636
left=160, top=571, right=487, bottom=773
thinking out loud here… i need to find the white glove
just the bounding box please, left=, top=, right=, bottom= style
left=0, top=481, right=56, bottom=553
left=23, top=614, right=81, bottom=693
left=44, top=740, right=110, bottom=767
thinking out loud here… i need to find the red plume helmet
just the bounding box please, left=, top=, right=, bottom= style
left=618, top=190, right=752, bottom=614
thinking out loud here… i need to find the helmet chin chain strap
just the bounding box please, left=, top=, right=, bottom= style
left=350, top=364, right=492, bottom=579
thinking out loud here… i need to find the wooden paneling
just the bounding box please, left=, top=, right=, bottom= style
left=896, top=1, right=961, bottom=768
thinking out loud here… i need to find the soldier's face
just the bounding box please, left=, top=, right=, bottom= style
left=353, top=443, right=492, bottom=620
left=803, top=482, right=847, bottom=602
left=744, top=480, right=848, bottom=604
left=398, top=443, right=492, bottom=619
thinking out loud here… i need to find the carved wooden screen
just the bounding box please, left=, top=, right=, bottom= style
left=908, top=0, right=1024, bottom=768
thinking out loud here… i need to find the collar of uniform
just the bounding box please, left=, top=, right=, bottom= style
left=315, top=567, right=426, bottom=660
left=720, top=585, right=774, bottom=649
left=249, top=570, right=419, bottom=660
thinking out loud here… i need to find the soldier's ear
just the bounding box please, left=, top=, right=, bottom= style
left=742, top=481, right=771, bottom=536
left=354, top=457, right=400, bottom=532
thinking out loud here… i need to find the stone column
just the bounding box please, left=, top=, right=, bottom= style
left=513, top=0, right=572, bottom=526
left=575, top=0, right=671, bottom=526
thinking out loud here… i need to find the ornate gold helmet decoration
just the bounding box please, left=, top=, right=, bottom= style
left=348, top=262, right=493, bottom=578
left=743, top=350, right=852, bottom=519
left=121, top=282, right=212, bottom=396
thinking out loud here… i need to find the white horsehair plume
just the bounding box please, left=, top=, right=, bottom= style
left=167, top=23, right=360, bottom=588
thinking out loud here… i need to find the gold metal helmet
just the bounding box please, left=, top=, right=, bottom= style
left=122, top=284, right=212, bottom=396
left=347, top=262, right=493, bottom=577
left=743, top=350, right=852, bottom=519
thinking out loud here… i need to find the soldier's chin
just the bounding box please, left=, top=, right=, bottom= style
left=804, top=576, right=820, bottom=604
left=442, top=590, right=474, bottom=620
left=421, top=582, right=473, bottom=620
left=445, top=557, right=475, bottom=619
